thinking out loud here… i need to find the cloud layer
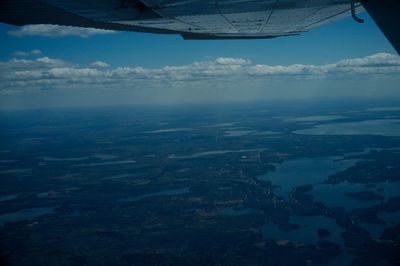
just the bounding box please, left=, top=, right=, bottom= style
left=91, top=61, right=110, bottom=68
left=8, top=24, right=116, bottom=38
left=1, top=53, right=399, bottom=95
left=13, top=49, right=42, bottom=57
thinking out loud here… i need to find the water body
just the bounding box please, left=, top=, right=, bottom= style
left=253, top=131, right=281, bottom=136
left=313, top=181, right=400, bottom=211
left=263, top=215, right=344, bottom=245
left=0, top=207, right=54, bottom=226
left=258, top=156, right=359, bottom=265
left=91, top=154, right=118, bottom=160
left=145, top=128, right=192, bottom=133
left=169, top=148, right=268, bottom=159
left=74, top=160, right=136, bottom=167
left=341, top=148, right=382, bottom=157
left=40, top=154, right=118, bottom=162
left=206, top=122, right=236, bottom=128
left=177, top=168, right=190, bottom=173
left=257, top=157, right=358, bottom=198
left=360, top=210, right=400, bottom=240
left=366, top=107, right=400, bottom=112
left=263, top=215, right=352, bottom=266
left=284, top=115, right=347, bottom=123
left=119, top=187, right=190, bottom=202
left=258, top=154, right=399, bottom=265
left=38, top=156, right=90, bottom=162
left=224, top=130, right=257, bottom=137
left=380, top=211, right=400, bottom=227
left=294, top=119, right=400, bottom=137
left=358, top=210, right=400, bottom=239
left=102, top=174, right=134, bottom=180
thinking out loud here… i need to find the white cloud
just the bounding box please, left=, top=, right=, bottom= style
left=8, top=24, right=116, bottom=38
left=36, top=57, right=65, bottom=65
left=215, top=57, right=251, bottom=65
left=0, top=53, right=399, bottom=95
left=335, top=53, right=400, bottom=67
left=91, top=61, right=110, bottom=68
left=13, top=49, right=42, bottom=57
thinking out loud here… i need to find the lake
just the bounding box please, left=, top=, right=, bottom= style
left=294, top=119, right=400, bottom=137
left=257, top=157, right=358, bottom=199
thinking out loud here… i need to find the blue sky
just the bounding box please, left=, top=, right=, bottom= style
left=0, top=11, right=399, bottom=110
left=0, top=12, right=395, bottom=67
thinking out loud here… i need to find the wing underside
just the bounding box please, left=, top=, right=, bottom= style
left=1, top=0, right=356, bottom=39
left=2, top=0, right=399, bottom=53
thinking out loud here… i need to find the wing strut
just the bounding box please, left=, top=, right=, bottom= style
left=350, top=0, right=364, bottom=23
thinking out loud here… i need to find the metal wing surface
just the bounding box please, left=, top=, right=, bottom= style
left=0, top=0, right=399, bottom=52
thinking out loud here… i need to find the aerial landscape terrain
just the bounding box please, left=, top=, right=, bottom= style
left=1, top=101, right=400, bottom=265
left=1, top=1, right=400, bottom=264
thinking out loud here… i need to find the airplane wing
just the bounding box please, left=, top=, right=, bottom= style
left=0, top=0, right=398, bottom=52
left=361, top=0, right=400, bottom=54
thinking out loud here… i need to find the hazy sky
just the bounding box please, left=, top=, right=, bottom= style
left=0, top=11, right=399, bottom=110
